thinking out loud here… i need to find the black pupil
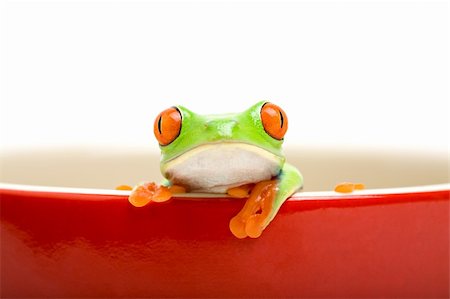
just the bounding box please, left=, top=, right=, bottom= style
left=158, top=115, right=163, bottom=134
left=279, top=111, right=284, bottom=128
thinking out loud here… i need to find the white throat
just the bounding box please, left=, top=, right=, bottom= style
left=162, top=143, right=283, bottom=193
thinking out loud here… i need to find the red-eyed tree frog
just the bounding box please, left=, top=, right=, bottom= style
left=127, top=101, right=303, bottom=238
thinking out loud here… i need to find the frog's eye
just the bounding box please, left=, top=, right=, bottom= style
left=260, top=102, right=288, bottom=140
left=154, top=107, right=182, bottom=146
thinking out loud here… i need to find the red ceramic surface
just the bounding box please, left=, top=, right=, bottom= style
left=1, top=185, right=448, bottom=298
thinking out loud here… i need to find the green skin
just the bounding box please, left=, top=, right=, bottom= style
left=159, top=101, right=303, bottom=229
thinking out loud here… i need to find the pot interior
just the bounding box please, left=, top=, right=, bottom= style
left=0, top=146, right=448, bottom=192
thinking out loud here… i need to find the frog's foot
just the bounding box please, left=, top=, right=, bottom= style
left=128, top=182, right=172, bottom=207
left=334, top=182, right=365, bottom=193
left=128, top=182, right=187, bottom=207
left=227, top=183, right=255, bottom=198
left=229, top=180, right=277, bottom=239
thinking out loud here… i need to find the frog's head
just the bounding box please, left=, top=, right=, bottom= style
left=154, top=101, right=288, bottom=161
left=153, top=101, right=289, bottom=191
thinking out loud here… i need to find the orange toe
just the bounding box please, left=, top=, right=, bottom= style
left=227, top=183, right=254, bottom=198
left=116, top=184, right=133, bottom=191
left=168, top=184, right=187, bottom=194
left=229, top=216, right=248, bottom=239
left=245, top=215, right=264, bottom=238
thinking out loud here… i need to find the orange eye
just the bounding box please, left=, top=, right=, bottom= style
left=260, top=102, right=288, bottom=140
left=154, top=107, right=182, bottom=146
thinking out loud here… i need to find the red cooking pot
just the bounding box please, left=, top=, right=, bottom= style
left=1, top=146, right=448, bottom=298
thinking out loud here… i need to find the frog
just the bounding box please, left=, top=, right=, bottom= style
left=127, top=101, right=303, bottom=239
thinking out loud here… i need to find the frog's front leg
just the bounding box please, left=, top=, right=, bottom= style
left=229, top=163, right=303, bottom=238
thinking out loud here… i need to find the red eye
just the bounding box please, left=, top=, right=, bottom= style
left=260, top=102, right=288, bottom=140
left=154, top=107, right=182, bottom=146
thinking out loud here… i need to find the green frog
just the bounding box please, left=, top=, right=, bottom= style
left=128, top=101, right=303, bottom=238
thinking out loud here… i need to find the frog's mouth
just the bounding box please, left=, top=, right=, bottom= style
left=161, top=142, right=284, bottom=193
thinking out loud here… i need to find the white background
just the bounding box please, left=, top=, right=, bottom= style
left=0, top=0, right=448, bottom=153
